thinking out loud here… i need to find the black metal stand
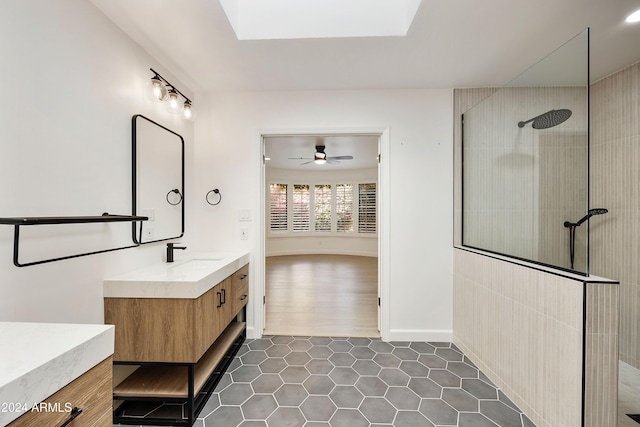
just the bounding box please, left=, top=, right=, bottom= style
left=112, top=325, right=246, bottom=426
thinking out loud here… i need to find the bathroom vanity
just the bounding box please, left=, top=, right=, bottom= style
left=103, top=251, right=250, bottom=426
left=0, top=322, right=114, bottom=427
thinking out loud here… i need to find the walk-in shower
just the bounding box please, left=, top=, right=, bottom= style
left=518, top=109, right=573, bottom=129
left=564, top=208, right=608, bottom=270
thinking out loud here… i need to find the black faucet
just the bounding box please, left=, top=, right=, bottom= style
left=166, top=242, right=186, bottom=263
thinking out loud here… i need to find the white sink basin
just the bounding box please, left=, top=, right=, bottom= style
left=104, top=251, right=250, bottom=299
left=170, top=259, right=223, bottom=273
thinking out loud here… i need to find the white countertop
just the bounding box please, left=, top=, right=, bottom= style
left=0, top=322, right=114, bottom=425
left=103, top=251, right=250, bottom=299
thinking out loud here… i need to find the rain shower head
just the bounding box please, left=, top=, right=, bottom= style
left=518, top=109, right=572, bottom=129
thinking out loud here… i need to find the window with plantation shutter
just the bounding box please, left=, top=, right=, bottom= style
left=358, top=183, right=376, bottom=234
left=336, top=184, right=353, bottom=232
left=314, top=184, right=332, bottom=232
left=292, top=184, right=310, bottom=232
left=269, top=183, right=288, bottom=231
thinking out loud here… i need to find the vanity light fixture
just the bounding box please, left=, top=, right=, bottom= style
left=146, top=68, right=194, bottom=120
left=626, top=9, right=640, bottom=23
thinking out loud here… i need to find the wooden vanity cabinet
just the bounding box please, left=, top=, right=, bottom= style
left=104, top=263, right=249, bottom=364
left=8, top=356, right=112, bottom=427
left=106, top=262, right=249, bottom=426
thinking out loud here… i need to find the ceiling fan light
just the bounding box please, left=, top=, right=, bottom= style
left=314, top=159, right=327, bottom=165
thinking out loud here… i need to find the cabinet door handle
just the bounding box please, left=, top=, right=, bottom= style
left=240, top=274, right=247, bottom=280
left=217, top=291, right=222, bottom=308
left=60, top=407, right=82, bottom=427
left=240, top=294, right=247, bottom=301
left=221, top=288, right=226, bottom=304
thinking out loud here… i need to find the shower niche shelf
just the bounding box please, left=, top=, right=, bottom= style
left=0, top=213, right=148, bottom=267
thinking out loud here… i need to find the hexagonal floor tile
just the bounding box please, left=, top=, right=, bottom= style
left=393, top=410, right=435, bottom=427
left=328, top=340, right=354, bottom=353
left=355, top=376, right=388, bottom=397
left=419, top=399, right=458, bottom=425
left=417, top=354, right=447, bottom=369
left=309, top=337, right=332, bottom=345
left=242, top=350, right=268, bottom=365
left=353, top=360, right=382, bottom=376
left=442, top=388, right=479, bottom=412
left=428, top=369, right=461, bottom=387
left=248, top=339, right=273, bottom=351
left=408, top=377, right=442, bottom=398
left=480, top=400, right=523, bottom=426
left=266, top=407, right=305, bottom=427
left=251, top=374, right=284, bottom=394
left=329, top=352, right=356, bottom=367
left=308, top=345, right=334, bottom=359
left=265, top=344, right=291, bottom=357
left=279, top=366, right=310, bottom=383
left=288, top=339, right=313, bottom=352
left=373, top=353, right=401, bottom=368
left=359, top=397, right=397, bottom=424
left=329, top=385, right=365, bottom=408
left=204, top=406, right=244, bottom=427
left=220, top=383, right=254, bottom=405
left=329, top=367, right=360, bottom=385
left=300, top=395, right=337, bottom=421
left=435, top=347, right=464, bottom=362
left=385, top=386, right=421, bottom=410
left=259, top=357, right=288, bottom=374
left=274, top=384, right=309, bottom=406
left=241, top=395, right=278, bottom=420
left=399, top=361, right=429, bottom=377
left=303, top=374, right=336, bottom=395
left=284, top=351, right=312, bottom=366
left=369, top=341, right=394, bottom=354
left=461, top=378, right=498, bottom=400
left=409, top=342, right=436, bottom=354
left=306, top=359, right=334, bottom=374
left=378, top=368, right=411, bottom=387
left=350, top=346, right=376, bottom=360
left=447, top=361, right=479, bottom=378
left=392, top=347, right=419, bottom=361
left=270, top=336, right=294, bottom=345
left=232, top=366, right=262, bottom=383
left=458, top=412, right=498, bottom=427
left=329, top=409, right=369, bottom=427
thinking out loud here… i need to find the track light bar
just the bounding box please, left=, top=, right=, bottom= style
left=147, top=68, right=194, bottom=120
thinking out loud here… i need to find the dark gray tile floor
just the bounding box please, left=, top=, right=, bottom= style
left=115, top=336, right=536, bottom=427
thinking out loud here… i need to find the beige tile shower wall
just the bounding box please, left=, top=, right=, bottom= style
left=590, top=61, right=640, bottom=370
left=453, top=249, right=584, bottom=427
left=584, top=282, right=619, bottom=427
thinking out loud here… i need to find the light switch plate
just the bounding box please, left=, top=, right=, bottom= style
left=239, top=209, right=252, bottom=221
left=141, top=208, right=155, bottom=221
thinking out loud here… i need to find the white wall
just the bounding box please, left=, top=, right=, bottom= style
left=193, top=89, right=454, bottom=341
left=0, top=0, right=195, bottom=324
left=266, top=167, right=378, bottom=257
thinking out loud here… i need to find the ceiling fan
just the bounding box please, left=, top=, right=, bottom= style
left=289, top=145, right=354, bottom=165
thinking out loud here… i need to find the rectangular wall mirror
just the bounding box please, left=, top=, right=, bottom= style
left=132, top=114, right=184, bottom=244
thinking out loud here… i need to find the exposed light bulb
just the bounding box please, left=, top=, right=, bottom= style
left=183, top=101, right=193, bottom=120
left=146, top=76, right=166, bottom=102
left=626, top=9, right=640, bottom=23
left=165, top=89, right=182, bottom=114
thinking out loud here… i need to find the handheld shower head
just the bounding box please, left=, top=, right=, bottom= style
left=518, top=109, right=572, bottom=129
left=564, top=208, right=609, bottom=228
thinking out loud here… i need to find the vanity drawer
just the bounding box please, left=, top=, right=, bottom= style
left=8, top=356, right=112, bottom=427
left=231, top=264, right=249, bottom=315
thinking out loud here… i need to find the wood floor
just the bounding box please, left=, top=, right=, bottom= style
left=264, top=254, right=379, bottom=338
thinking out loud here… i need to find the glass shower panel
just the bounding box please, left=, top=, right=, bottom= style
left=462, top=29, right=589, bottom=274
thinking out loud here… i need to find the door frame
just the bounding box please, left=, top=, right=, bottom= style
left=254, top=127, right=390, bottom=340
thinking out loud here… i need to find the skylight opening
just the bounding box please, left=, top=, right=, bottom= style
left=218, top=0, right=422, bottom=40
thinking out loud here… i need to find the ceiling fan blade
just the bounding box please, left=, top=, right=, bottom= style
left=327, top=155, right=353, bottom=160
left=326, top=159, right=340, bottom=164
left=289, top=157, right=313, bottom=160
left=300, top=160, right=315, bottom=165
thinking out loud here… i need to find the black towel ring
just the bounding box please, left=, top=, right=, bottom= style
left=166, top=189, right=183, bottom=205
left=206, top=189, right=222, bottom=205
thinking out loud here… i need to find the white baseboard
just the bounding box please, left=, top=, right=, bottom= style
left=388, top=329, right=453, bottom=342
left=246, top=325, right=259, bottom=339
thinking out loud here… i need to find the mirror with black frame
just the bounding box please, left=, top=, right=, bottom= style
left=461, top=29, right=590, bottom=273
left=132, top=114, right=184, bottom=244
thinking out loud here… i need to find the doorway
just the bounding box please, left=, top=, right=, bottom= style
left=261, top=132, right=383, bottom=337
